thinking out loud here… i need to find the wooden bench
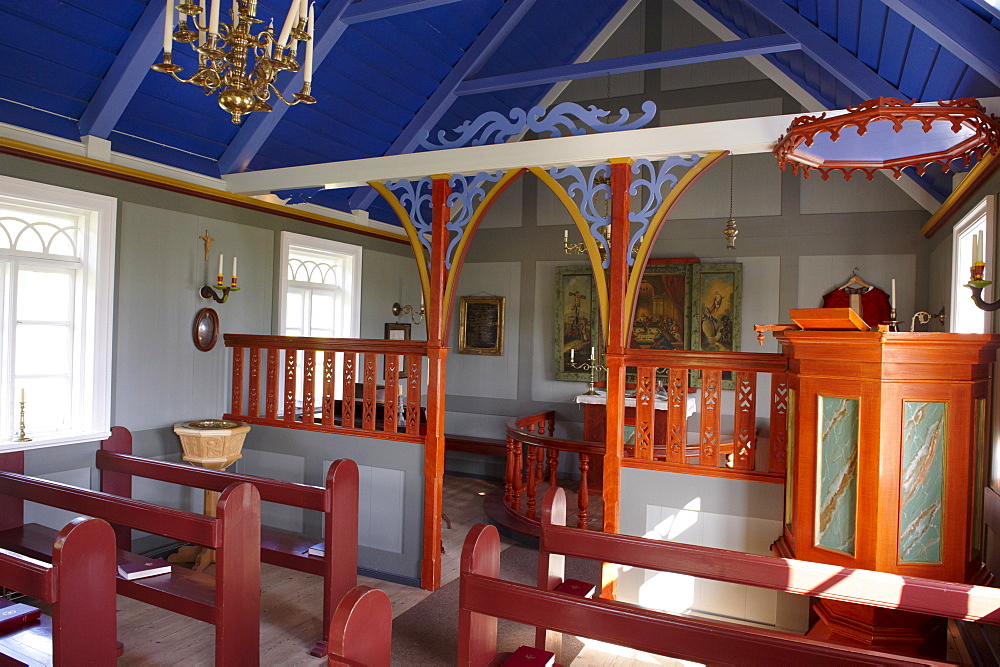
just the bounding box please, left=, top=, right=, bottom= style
left=459, top=487, right=1000, bottom=666
left=0, top=517, right=118, bottom=666
left=325, top=585, right=392, bottom=666
left=0, top=460, right=261, bottom=666
left=97, top=425, right=359, bottom=657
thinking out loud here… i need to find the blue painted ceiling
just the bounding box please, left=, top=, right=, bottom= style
left=1, top=0, right=998, bottom=220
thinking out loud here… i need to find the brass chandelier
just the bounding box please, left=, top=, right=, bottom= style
left=152, top=0, right=317, bottom=124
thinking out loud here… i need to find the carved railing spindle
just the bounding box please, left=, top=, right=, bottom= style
left=302, top=350, right=316, bottom=425
left=504, top=437, right=515, bottom=506
left=512, top=442, right=523, bottom=511
left=406, top=355, right=422, bottom=435
left=547, top=449, right=559, bottom=487
left=341, top=352, right=356, bottom=428
left=362, top=353, right=377, bottom=431
left=265, top=349, right=279, bottom=420
left=577, top=454, right=590, bottom=529
left=733, top=371, right=756, bottom=470
left=700, top=370, right=722, bottom=467
left=635, top=366, right=655, bottom=460
left=526, top=445, right=539, bottom=519
left=230, top=346, right=244, bottom=416
left=322, top=352, right=335, bottom=425
left=769, top=372, right=789, bottom=474
left=248, top=347, right=261, bottom=417
left=283, top=349, right=297, bottom=422
left=384, top=353, right=399, bottom=433
left=666, top=368, right=688, bottom=464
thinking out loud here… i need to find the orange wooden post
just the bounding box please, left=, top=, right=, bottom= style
left=230, top=346, right=243, bottom=417
left=421, top=175, right=451, bottom=591
left=601, top=158, right=633, bottom=596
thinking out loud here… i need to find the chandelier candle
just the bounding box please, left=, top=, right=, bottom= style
left=153, top=0, right=318, bottom=124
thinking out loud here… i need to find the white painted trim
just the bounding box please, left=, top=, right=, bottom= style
left=278, top=231, right=363, bottom=339
left=951, top=195, right=995, bottom=334
left=224, top=112, right=819, bottom=193
left=0, top=175, right=115, bottom=452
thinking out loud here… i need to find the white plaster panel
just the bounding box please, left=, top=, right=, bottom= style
left=361, top=250, right=424, bottom=340
left=24, top=468, right=92, bottom=529
left=478, top=176, right=524, bottom=229
left=658, top=99, right=782, bottom=128
left=444, top=411, right=510, bottom=440
left=796, top=255, right=917, bottom=321
left=801, top=172, right=925, bottom=214
left=357, top=464, right=405, bottom=553
left=446, top=262, right=520, bottom=399
left=669, top=153, right=781, bottom=220
left=659, top=1, right=768, bottom=91
left=561, top=7, right=645, bottom=100
left=535, top=177, right=578, bottom=227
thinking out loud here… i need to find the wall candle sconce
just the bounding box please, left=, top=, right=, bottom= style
left=202, top=253, right=240, bottom=303
left=392, top=301, right=425, bottom=325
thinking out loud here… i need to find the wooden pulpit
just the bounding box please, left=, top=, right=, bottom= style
left=771, top=330, right=999, bottom=656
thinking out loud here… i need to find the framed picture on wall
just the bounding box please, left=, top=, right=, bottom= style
left=555, top=265, right=600, bottom=381
left=458, top=296, right=505, bottom=355
left=689, top=262, right=743, bottom=388
left=629, top=259, right=694, bottom=351
left=384, top=322, right=412, bottom=340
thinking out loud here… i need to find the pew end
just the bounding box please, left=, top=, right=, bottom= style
left=326, top=585, right=392, bottom=666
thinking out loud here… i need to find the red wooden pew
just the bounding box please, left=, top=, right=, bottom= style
left=97, top=425, right=359, bottom=657
left=325, top=585, right=392, bottom=666
left=0, top=457, right=260, bottom=666
left=0, top=517, right=118, bottom=666
left=459, top=487, right=1000, bottom=666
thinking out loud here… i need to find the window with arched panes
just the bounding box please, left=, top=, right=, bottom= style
left=0, top=176, right=115, bottom=450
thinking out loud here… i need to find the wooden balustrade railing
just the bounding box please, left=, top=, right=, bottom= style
left=223, top=334, right=428, bottom=443
left=622, top=349, right=789, bottom=481
left=504, top=412, right=604, bottom=532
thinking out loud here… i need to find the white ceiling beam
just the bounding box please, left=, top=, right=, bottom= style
left=224, top=112, right=809, bottom=193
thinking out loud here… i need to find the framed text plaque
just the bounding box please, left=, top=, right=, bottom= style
left=459, top=296, right=505, bottom=355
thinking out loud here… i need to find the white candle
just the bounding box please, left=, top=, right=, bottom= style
left=265, top=19, right=274, bottom=57
left=591, top=346, right=595, bottom=359
left=197, top=0, right=206, bottom=45
left=299, top=0, right=308, bottom=25
left=209, top=0, right=220, bottom=37
left=232, top=255, right=237, bottom=278
left=570, top=348, right=575, bottom=363
left=303, top=3, right=314, bottom=85
left=973, top=233, right=979, bottom=265
left=420, top=289, right=425, bottom=311
left=218, top=253, right=224, bottom=276
left=232, top=0, right=238, bottom=24
left=891, top=279, right=896, bottom=309
left=276, top=0, right=298, bottom=49
left=978, top=231, right=985, bottom=263
left=163, top=0, right=173, bottom=53
left=20, top=388, right=24, bottom=403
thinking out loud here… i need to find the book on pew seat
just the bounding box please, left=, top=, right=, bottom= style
left=116, top=551, right=172, bottom=580
left=554, top=578, right=596, bottom=598
left=0, top=600, right=42, bottom=633
left=504, top=645, right=555, bottom=666
left=306, top=542, right=324, bottom=557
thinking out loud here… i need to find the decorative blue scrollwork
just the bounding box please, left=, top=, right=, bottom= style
left=446, top=171, right=503, bottom=269
left=549, top=164, right=612, bottom=269
left=274, top=187, right=323, bottom=205
left=421, top=100, right=658, bottom=150
left=386, top=177, right=434, bottom=265
left=627, top=156, right=703, bottom=265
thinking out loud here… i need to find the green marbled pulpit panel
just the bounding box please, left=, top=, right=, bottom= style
left=815, top=396, right=859, bottom=556
left=898, top=401, right=946, bottom=564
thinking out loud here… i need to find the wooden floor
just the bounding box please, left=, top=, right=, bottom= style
left=112, top=475, right=687, bottom=666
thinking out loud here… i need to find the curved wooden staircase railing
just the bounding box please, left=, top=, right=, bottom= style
left=486, top=411, right=604, bottom=537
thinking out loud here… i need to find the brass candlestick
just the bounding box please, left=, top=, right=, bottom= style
left=882, top=308, right=902, bottom=332
left=12, top=398, right=30, bottom=442
left=575, top=348, right=607, bottom=396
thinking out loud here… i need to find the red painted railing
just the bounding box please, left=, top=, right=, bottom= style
left=504, top=412, right=603, bottom=532
left=223, top=334, right=428, bottom=443
left=620, top=349, right=789, bottom=481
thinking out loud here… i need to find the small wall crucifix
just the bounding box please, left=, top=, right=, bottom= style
left=199, top=229, right=215, bottom=261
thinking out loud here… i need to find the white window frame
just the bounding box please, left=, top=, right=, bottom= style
left=0, top=175, right=116, bottom=451
left=277, top=231, right=362, bottom=338
left=951, top=195, right=996, bottom=334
